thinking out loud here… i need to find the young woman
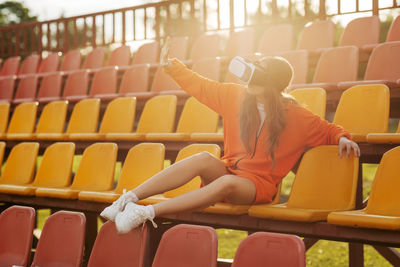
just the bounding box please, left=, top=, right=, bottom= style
left=101, top=43, right=360, bottom=234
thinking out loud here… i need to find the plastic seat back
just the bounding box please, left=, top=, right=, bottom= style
left=119, top=65, right=149, bottom=94
left=38, top=53, right=60, bottom=73
left=339, top=16, right=380, bottom=48
left=190, top=33, right=220, bottom=62
left=7, top=102, right=38, bottom=134
left=289, top=88, right=326, bottom=119
left=313, top=46, right=359, bottom=83
left=37, top=72, right=62, bottom=99
left=0, top=206, right=35, bottom=267
left=0, top=142, right=39, bottom=185
left=387, top=15, right=400, bottom=42
left=364, top=41, right=400, bottom=81
left=333, top=84, right=389, bottom=135
left=287, top=146, right=358, bottom=210
left=0, top=56, right=20, bottom=76
left=150, top=67, right=181, bottom=92
left=63, top=70, right=89, bottom=97
left=164, top=144, right=221, bottom=198
left=152, top=224, right=218, bottom=267
left=136, top=95, right=177, bottom=134
left=257, top=24, right=293, bottom=55
left=18, top=54, right=39, bottom=75
left=89, top=67, right=117, bottom=96
left=169, top=36, right=189, bottom=60
left=66, top=98, right=100, bottom=134
left=88, top=222, right=148, bottom=267
left=99, top=97, right=136, bottom=134
left=31, top=211, right=86, bottom=267
left=192, top=57, right=221, bottom=81
left=279, top=50, right=308, bottom=84
left=35, top=101, right=68, bottom=134
left=83, top=47, right=106, bottom=69
left=225, top=28, right=255, bottom=57
left=0, top=76, right=15, bottom=101
left=60, top=49, right=81, bottom=71
left=14, top=75, right=38, bottom=100
left=232, top=232, right=305, bottom=267
left=0, top=102, right=10, bottom=134
left=296, top=20, right=335, bottom=50
left=108, top=45, right=131, bottom=66
left=71, top=143, right=117, bottom=191
left=131, top=41, right=159, bottom=65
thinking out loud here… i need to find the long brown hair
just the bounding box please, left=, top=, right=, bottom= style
left=239, top=56, right=295, bottom=165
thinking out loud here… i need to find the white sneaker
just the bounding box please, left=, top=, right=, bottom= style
left=100, top=189, right=137, bottom=222
left=115, top=202, right=157, bottom=234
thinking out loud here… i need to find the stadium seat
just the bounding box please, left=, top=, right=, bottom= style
left=108, top=45, right=131, bottom=67
left=87, top=222, right=149, bottom=267
left=248, top=145, right=358, bottom=222
left=0, top=56, right=20, bottom=76
left=0, top=206, right=35, bottom=267
left=296, top=20, right=335, bottom=52
left=131, top=41, right=159, bottom=65
left=146, top=96, right=218, bottom=141
left=257, top=24, right=293, bottom=55
left=82, top=47, right=106, bottom=69
left=192, top=57, right=221, bottom=81
left=106, top=95, right=177, bottom=141
left=138, top=144, right=220, bottom=205
left=78, top=143, right=164, bottom=202
left=89, top=67, right=118, bottom=100
left=60, top=49, right=81, bottom=71
left=190, top=33, right=220, bottom=63
left=289, top=87, right=326, bottom=119
left=30, top=211, right=86, bottom=267
left=17, top=54, right=40, bottom=75
left=333, top=84, right=389, bottom=142
left=152, top=224, right=218, bottom=267
left=0, top=142, right=74, bottom=195
left=0, top=103, right=10, bottom=137
left=12, top=75, right=38, bottom=104
left=36, top=72, right=63, bottom=102
left=231, top=232, right=305, bottom=267
left=38, top=52, right=60, bottom=74
left=150, top=67, right=182, bottom=97
left=0, top=75, right=16, bottom=102
left=6, top=102, right=38, bottom=140
left=367, top=121, right=400, bottom=144
left=117, top=65, right=150, bottom=96
left=169, top=36, right=189, bottom=60
left=328, top=146, right=400, bottom=230
left=34, top=100, right=69, bottom=140
left=63, top=70, right=90, bottom=102
left=279, top=49, right=308, bottom=84
left=386, top=15, right=400, bottom=42
left=225, top=28, right=255, bottom=58
left=35, top=143, right=117, bottom=199
left=0, top=142, right=6, bottom=167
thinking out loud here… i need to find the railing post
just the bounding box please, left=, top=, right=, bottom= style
left=155, top=6, right=160, bottom=42
left=122, top=11, right=126, bottom=44
left=64, top=20, right=69, bottom=53
left=15, top=28, right=20, bottom=56
left=372, top=0, right=379, bottom=15
left=92, top=15, right=97, bottom=48
left=304, top=0, right=309, bottom=18
left=38, top=23, right=43, bottom=56
left=229, top=0, right=235, bottom=32
left=319, top=0, right=326, bottom=20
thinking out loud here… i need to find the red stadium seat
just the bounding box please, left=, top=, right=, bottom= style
left=279, top=50, right=309, bottom=85
left=18, top=54, right=40, bottom=75
left=37, top=72, right=62, bottom=103
left=257, top=24, right=293, bottom=55
left=13, top=75, right=38, bottom=104
left=296, top=20, right=335, bottom=53
left=63, top=70, right=90, bottom=102
left=0, top=75, right=16, bottom=102
left=190, top=33, right=220, bottom=63
left=0, top=56, right=20, bottom=76
left=38, top=53, right=60, bottom=74
left=108, top=45, right=131, bottom=67
left=60, top=49, right=81, bottom=71
left=225, top=28, right=255, bottom=58
left=89, top=67, right=118, bottom=100
left=82, top=47, right=106, bottom=69
left=386, top=15, right=400, bottom=42
left=131, top=41, right=159, bottom=65
left=120, top=65, right=150, bottom=95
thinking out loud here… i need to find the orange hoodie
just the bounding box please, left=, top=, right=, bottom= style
left=165, top=59, right=351, bottom=204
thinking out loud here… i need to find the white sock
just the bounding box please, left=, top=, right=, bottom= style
left=146, top=205, right=155, bottom=219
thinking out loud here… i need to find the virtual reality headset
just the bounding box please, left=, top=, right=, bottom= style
left=228, top=56, right=269, bottom=87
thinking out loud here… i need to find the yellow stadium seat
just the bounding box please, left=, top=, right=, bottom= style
left=146, top=96, right=219, bottom=141
left=35, top=143, right=117, bottom=199
left=78, top=143, right=165, bottom=202
left=333, top=84, right=389, bottom=142
left=0, top=143, right=74, bottom=195
left=6, top=102, right=38, bottom=140
left=248, top=146, right=358, bottom=222
left=66, top=98, right=101, bottom=139
left=105, top=95, right=176, bottom=141
left=0, top=103, right=10, bottom=138
left=367, top=121, right=400, bottom=144
left=34, top=101, right=68, bottom=140
left=328, top=146, right=400, bottom=230
left=289, top=88, right=326, bottom=119
left=190, top=132, right=224, bottom=142
left=0, top=142, right=5, bottom=166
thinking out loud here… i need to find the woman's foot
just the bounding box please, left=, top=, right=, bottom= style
left=100, top=190, right=138, bottom=222
left=115, top=202, right=157, bottom=234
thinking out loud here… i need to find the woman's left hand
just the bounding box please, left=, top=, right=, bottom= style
left=338, top=136, right=360, bottom=158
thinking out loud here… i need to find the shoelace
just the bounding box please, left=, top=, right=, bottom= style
left=132, top=207, right=158, bottom=229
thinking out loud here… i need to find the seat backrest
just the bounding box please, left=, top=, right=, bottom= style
left=339, top=16, right=380, bottom=48
left=88, top=222, right=148, bottom=267
left=71, top=143, right=117, bottom=191
left=296, top=20, right=335, bottom=50
left=35, top=100, right=68, bottom=134
left=38, top=53, right=60, bottom=73
left=287, top=146, right=358, bottom=210
left=257, top=24, right=293, bottom=55
left=152, top=224, right=218, bottom=267
left=192, top=57, right=221, bottom=81
left=232, top=232, right=305, bottom=267
left=313, top=46, right=359, bottom=83
left=37, top=72, right=62, bottom=98
left=108, top=45, right=131, bottom=66
left=0, top=206, right=35, bottom=267
left=63, top=70, right=89, bottom=97
left=0, top=102, right=10, bottom=134
left=32, top=142, right=75, bottom=188
left=0, top=142, right=39, bottom=185
left=66, top=98, right=100, bottom=134
left=150, top=67, right=181, bottom=92
left=386, top=15, right=400, bottom=42
left=18, top=54, right=39, bottom=75
left=176, top=96, right=219, bottom=133
left=14, top=75, right=38, bottom=100
left=31, top=211, right=86, bottom=267
left=168, top=36, right=189, bottom=60
left=289, top=88, right=326, bottom=119
left=83, top=47, right=106, bottom=69
left=0, top=56, right=20, bottom=76
left=0, top=142, right=5, bottom=166
left=190, top=33, right=220, bottom=62
left=225, top=28, right=255, bottom=57
left=164, top=144, right=221, bottom=198
left=0, top=75, right=15, bottom=101
left=7, top=102, right=38, bottom=134
left=89, top=67, right=117, bottom=96
left=131, top=41, right=159, bottom=65
left=99, top=97, right=136, bottom=134
left=136, top=95, right=177, bottom=134
left=119, top=65, right=149, bottom=94
left=333, top=84, right=390, bottom=134
left=60, top=49, right=81, bottom=71
left=115, top=143, right=165, bottom=194
left=364, top=41, right=400, bottom=81
left=279, top=50, right=308, bottom=84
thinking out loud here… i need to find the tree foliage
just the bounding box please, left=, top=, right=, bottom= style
left=0, top=1, right=37, bottom=26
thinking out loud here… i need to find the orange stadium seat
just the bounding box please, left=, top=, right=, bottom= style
left=296, top=20, right=335, bottom=53
left=279, top=49, right=308, bottom=84
left=60, top=49, right=81, bottom=71
left=36, top=72, right=63, bottom=103
left=118, top=65, right=150, bottom=96
left=367, top=121, right=400, bottom=144
left=257, top=24, right=293, bottom=55
left=17, top=54, right=39, bottom=75
left=82, top=47, right=106, bottom=69
left=225, top=28, right=255, bottom=58
left=0, top=142, right=6, bottom=166
left=169, top=36, right=189, bottom=60
left=0, top=206, right=35, bottom=267
left=289, top=87, right=326, bottom=119
left=190, top=33, right=220, bottom=63
left=0, top=75, right=15, bottom=102
left=0, top=56, right=20, bottom=76
left=12, top=75, right=38, bottom=104
left=131, top=41, right=159, bottom=65
left=6, top=102, right=38, bottom=140
left=63, top=70, right=90, bottom=102
left=386, top=15, right=400, bottom=42
left=152, top=224, right=218, bottom=267
left=34, top=100, right=68, bottom=140
left=89, top=67, right=117, bottom=100
left=108, top=45, right=131, bottom=67
left=0, top=103, right=10, bottom=138
left=38, top=52, right=60, bottom=74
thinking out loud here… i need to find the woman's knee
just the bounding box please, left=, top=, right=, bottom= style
left=212, top=175, right=239, bottom=196
left=193, top=151, right=223, bottom=171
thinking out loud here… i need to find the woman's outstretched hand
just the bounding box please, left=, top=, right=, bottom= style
left=338, top=136, right=360, bottom=158
left=160, top=36, right=171, bottom=68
